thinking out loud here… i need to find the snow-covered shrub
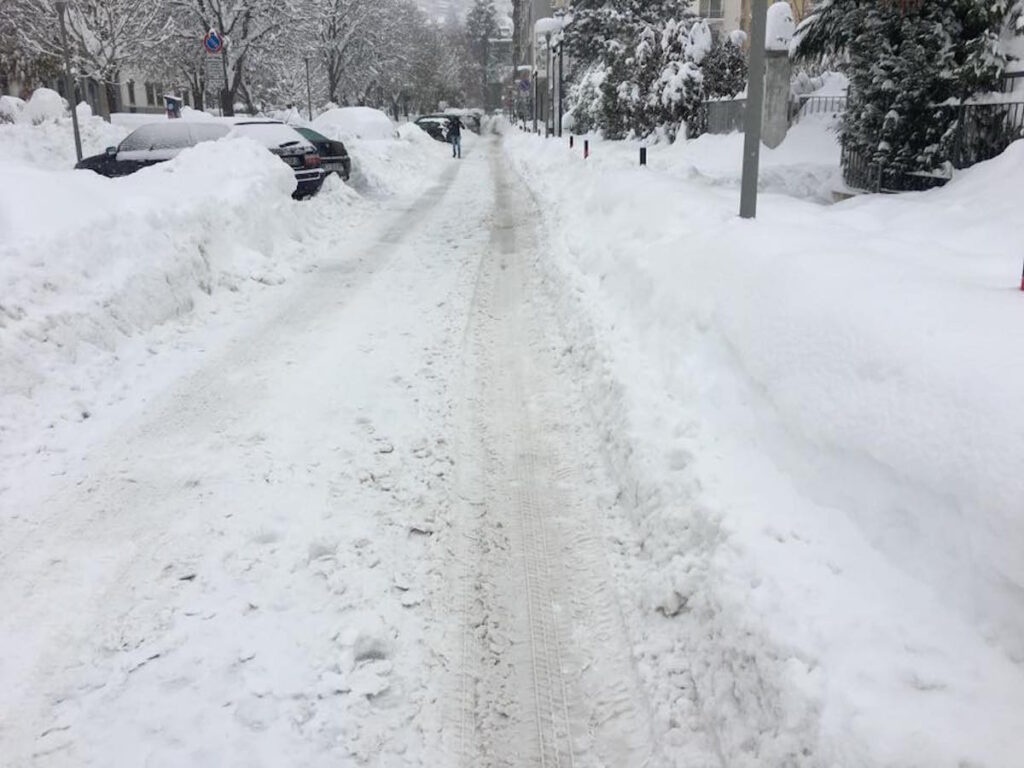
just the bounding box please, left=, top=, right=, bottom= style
left=0, top=95, right=24, bottom=124
left=24, top=88, right=66, bottom=124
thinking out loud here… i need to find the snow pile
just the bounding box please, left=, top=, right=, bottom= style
left=0, top=138, right=306, bottom=441
left=23, top=87, right=67, bottom=124
left=313, top=106, right=396, bottom=140
left=319, top=118, right=451, bottom=198
left=503, top=132, right=1024, bottom=766
left=552, top=114, right=840, bottom=202
left=766, top=0, right=796, bottom=51
left=0, top=108, right=127, bottom=170
left=0, top=95, right=23, bottom=123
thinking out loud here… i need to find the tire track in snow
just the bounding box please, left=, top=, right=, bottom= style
left=440, top=139, right=657, bottom=767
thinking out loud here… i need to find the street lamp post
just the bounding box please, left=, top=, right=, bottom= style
left=54, top=1, right=82, bottom=162
left=304, top=56, right=313, bottom=121
left=557, top=43, right=564, bottom=138
left=739, top=0, right=768, bottom=219
left=533, top=70, right=538, bottom=133
left=546, top=31, right=552, bottom=136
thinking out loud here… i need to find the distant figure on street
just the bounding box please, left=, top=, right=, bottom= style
left=449, top=116, right=462, bottom=159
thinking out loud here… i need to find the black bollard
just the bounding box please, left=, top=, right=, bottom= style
left=584, top=139, right=589, bottom=159
left=569, top=135, right=574, bottom=149
left=640, top=147, right=647, bottom=166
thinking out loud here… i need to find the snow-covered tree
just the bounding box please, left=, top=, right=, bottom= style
left=165, top=0, right=287, bottom=115
left=466, top=0, right=499, bottom=105
left=562, top=1, right=708, bottom=139
left=10, top=0, right=173, bottom=116
left=795, top=0, right=1023, bottom=177
left=701, top=34, right=747, bottom=100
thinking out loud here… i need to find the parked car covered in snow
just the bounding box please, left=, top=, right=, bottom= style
left=294, top=126, right=351, bottom=180
left=74, top=121, right=231, bottom=177
left=414, top=114, right=455, bottom=143
left=74, top=119, right=325, bottom=199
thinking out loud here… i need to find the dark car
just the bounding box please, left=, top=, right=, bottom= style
left=294, top=127, right=351, bottom=181
left=74, top=121, right=231, bottom=177
left=414, top=115, right=454, bottom=143
left=229, top=120, right=325, bottom=198
left=75, top=119, right=325, bottom=199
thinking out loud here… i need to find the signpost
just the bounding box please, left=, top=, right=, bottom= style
left=203, top=29, right=231, bottom=116
left=54, top=1, right=82, bottom=162
left=203, top=29, right=224, bottom=54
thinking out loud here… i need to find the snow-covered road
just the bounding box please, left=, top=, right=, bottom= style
left=1, top=138, right=652, bottom=767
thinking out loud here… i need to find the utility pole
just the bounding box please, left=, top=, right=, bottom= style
left=55, top=1, right=82, bottom=162
left=739, top=0, right=768, bottom=219
left=304, top=57, right=313, bottom=120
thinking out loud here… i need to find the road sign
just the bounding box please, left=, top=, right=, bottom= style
left=203, top=29, right=224, bottom=54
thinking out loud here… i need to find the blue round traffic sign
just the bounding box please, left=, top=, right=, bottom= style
left=203, top=29, right=223, bottom=54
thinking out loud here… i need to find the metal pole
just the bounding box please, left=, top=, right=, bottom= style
left=533, top=72, right=538, bottom=133
left=304, top=57, right=313, bottom=120
left=739, top=0, right=768, bottom=219
left=546, top=32, right=553, bottom=136
left=558, top=45, right=564, bottom=138
left=220, top=48, right=231, bottom=116
left=55, top=2, right=82, bottom=162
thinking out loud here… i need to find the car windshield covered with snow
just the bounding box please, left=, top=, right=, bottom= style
left=117, top=122, right=229, bottom=156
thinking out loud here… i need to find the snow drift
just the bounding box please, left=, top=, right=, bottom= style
left=503, top=130, right=1024, bottom=766
left=0, top=89, right=127, bottom=170
left=313, top=106, right=396, bottom=141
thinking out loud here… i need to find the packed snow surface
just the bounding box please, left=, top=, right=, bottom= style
left=1, top=116, right=454, bottom=766
left=5, top=103, right=1024, bottom=767
left=503, top=126, right=1024, bottom=766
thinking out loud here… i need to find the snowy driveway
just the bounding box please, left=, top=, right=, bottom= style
left=0, top=138, right=651, bottom=767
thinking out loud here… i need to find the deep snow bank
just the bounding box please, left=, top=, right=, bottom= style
left=0, top=137, right=356, bottom=466
left=2, top=138, right=296, bottom=396
left=553, top=112, right=841, bottom=201
left=319, top=120, right=453, bottom=198
left=504, top=130, right=1024, bottom=766
left=0, top=102, right=126, bottom=169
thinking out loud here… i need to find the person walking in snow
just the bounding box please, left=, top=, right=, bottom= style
left=449, top=116, right=462, bottom=159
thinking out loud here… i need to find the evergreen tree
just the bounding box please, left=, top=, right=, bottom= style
left=701, top=36, right=747, bottom=100
left=795, top=0, right=1022, bottom=177
left=466, top=0, right=499, bottom=106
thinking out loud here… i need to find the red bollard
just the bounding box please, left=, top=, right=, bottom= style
left=584, top=139, right=589, bottom=160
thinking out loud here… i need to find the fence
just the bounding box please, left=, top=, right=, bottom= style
left=697, top=93, right=846, bottom=137
left=795, top=94, right=847, bottom=120
left=842, top=101, right=1024, bottom=192
left=698, top=98, right=745, bottom=136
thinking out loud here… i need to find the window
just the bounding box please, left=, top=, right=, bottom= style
left=145, top=82, right=155, bottom=105
left=700, top=0, right=724, bottom=19
left=127, top=80, right=137, bottom=105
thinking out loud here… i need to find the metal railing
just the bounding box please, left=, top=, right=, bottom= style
left=842, top=101, right=1024, bottom=192
left=795, top=94, right=847, bottom=120
left=698, top=98, right=745, bottom=135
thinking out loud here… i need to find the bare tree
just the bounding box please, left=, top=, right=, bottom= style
left=165, top=0, right=290, bottom=115
left=10, top=0, right=172, bottom=116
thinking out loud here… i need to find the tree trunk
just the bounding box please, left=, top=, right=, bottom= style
left=98, top=79, right=111, bottom=120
